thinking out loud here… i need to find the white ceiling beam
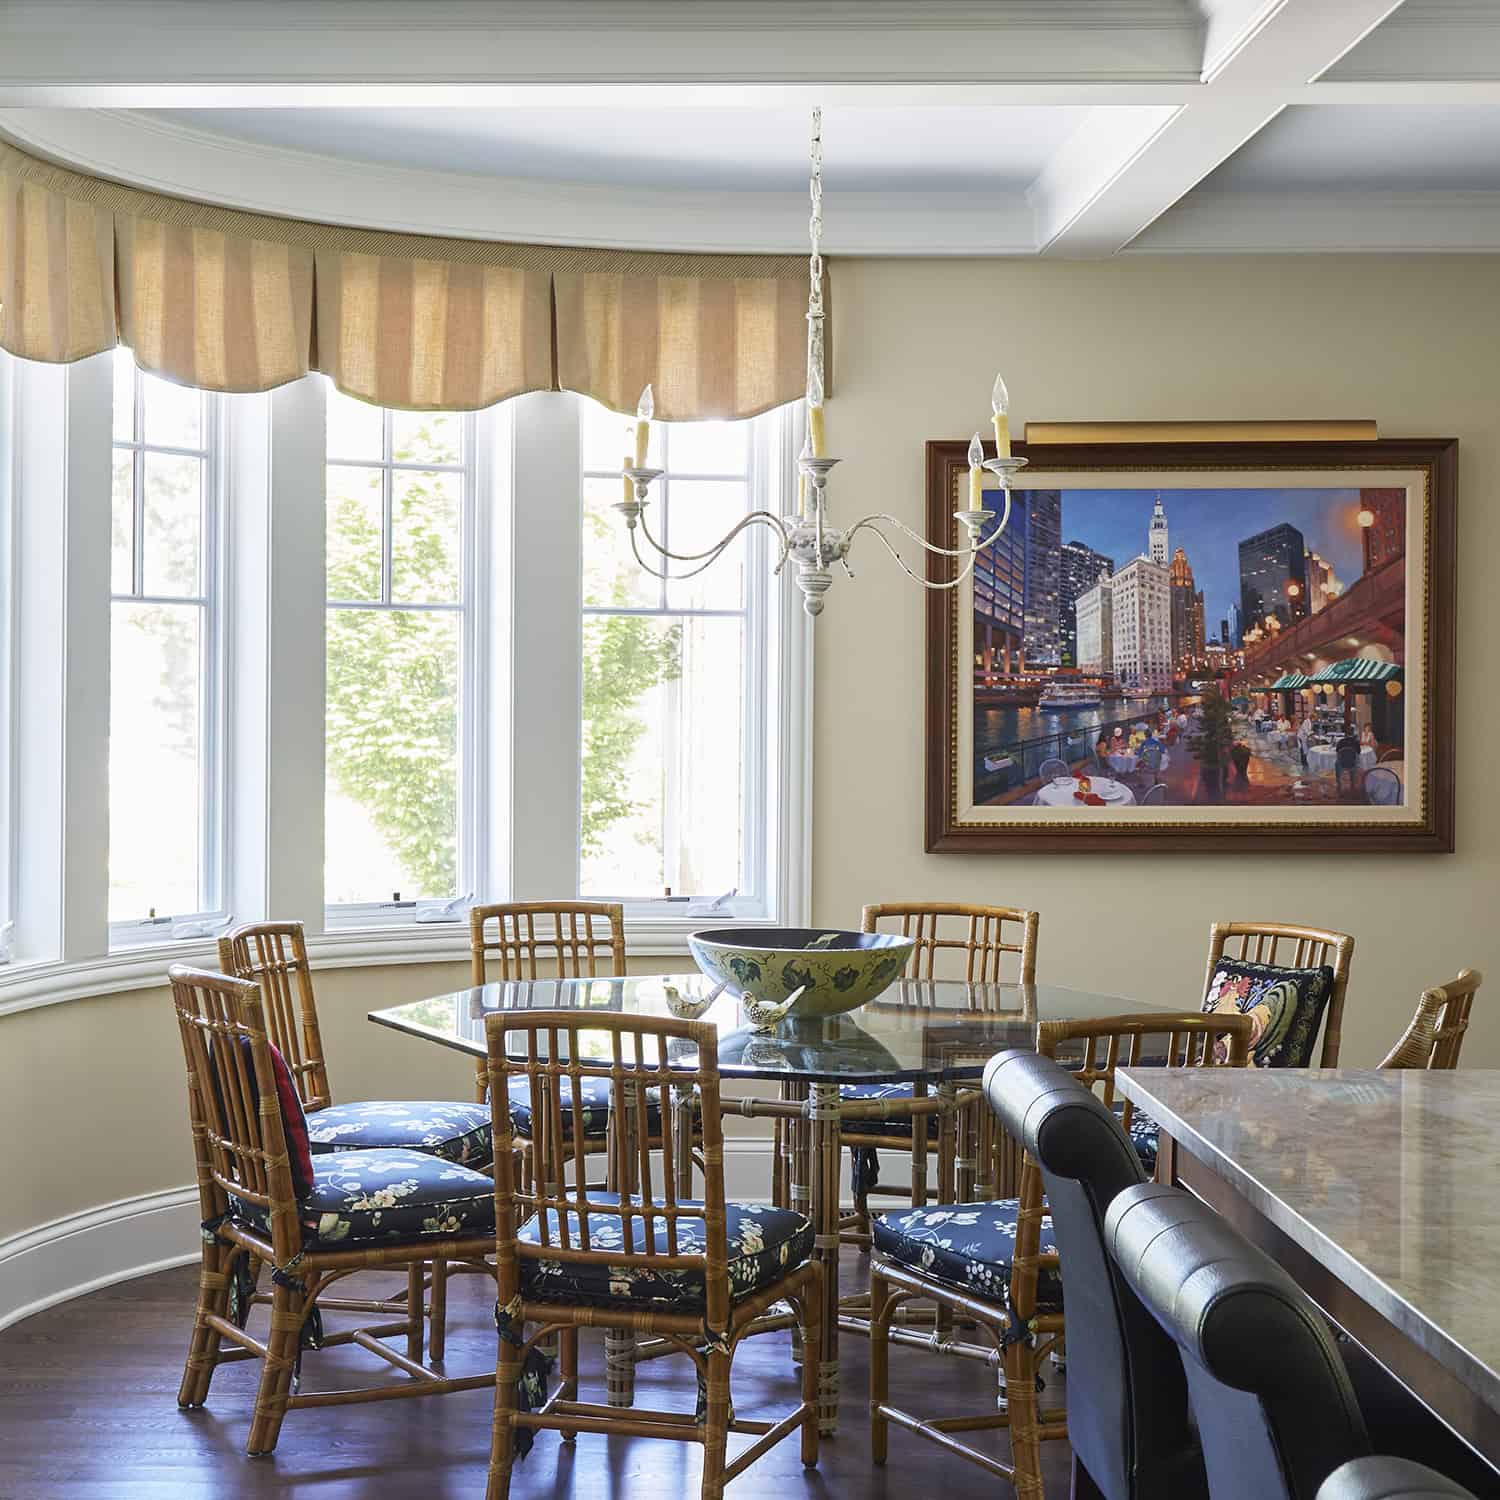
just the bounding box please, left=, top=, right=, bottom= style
left=0, top=0, right=1206, bottom=105
left=1030, top=0, right=1409, bottom=257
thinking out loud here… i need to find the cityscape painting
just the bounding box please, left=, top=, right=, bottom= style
left=925, top=437, right=1457, bottom=853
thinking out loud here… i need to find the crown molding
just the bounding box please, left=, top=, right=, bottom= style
left=0, top=109, right=1038, bottom=256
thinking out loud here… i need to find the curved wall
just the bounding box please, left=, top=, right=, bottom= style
left=5, top=247, right=1499, bottom=1327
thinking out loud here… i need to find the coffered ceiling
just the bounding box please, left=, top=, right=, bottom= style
left=3, top=0, right=1500, bottom=255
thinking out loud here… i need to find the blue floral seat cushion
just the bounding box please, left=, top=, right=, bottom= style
left=872, top=1199, right=1064, bottom=1311
left=519, top=1194, right=813, bottom=1311
left=1112, top=1104, right=1161, bottom=1175
left=306, top=1099, right=493, bottom=1169
left=232, top=1147, right=496, bottom=1251
left=839, top=1081, right=941, bottom=1140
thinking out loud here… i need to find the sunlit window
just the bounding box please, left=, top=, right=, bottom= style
left=578, top=400, right=753, bottom=901
left=324, top=390, right=470, bottom=907
left=109, top=349, right=220, bottom=929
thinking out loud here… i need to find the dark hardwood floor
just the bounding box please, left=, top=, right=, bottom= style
left=0, top=1249, right=1073, bottom=1498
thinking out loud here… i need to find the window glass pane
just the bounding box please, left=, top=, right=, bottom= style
left=327, top=388, right=384, bottom=461
left=663, top=479, right=749, bottom=611
left=142, top=370, right=202, bottom=450
left=581, top=395, right=662, bottom=472
left=391, top=470, right=460, bottom=605
left=141, top=452, right=202, bottom=597
left=111, top=450, right=135, bottom=595
left=326, top=466, right=384, bottom=602
left=392, top=410, right=460, bottom=466
left=112, top=348, right=136, bottom=442
left=668, top=420, right=748, bottom=476
left=580, top=614, right=742, bottom=899
left=582, top=475, right=658, bottom=610
left=109, top=602, right=202, bottom=921
left=325, top=608, right=461, bottom=903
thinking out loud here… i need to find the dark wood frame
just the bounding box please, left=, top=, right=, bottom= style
left=925, top=437, right=1457, bottom=854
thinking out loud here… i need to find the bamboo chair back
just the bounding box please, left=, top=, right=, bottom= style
left=1379, top=968, right=1482, bottom=1070
left=861, top=901, right=1038, bottom=985
left=217, top=921, right=331, bottom=1111
left=171, top=964, right=301, bottom=1266
left=486, top=1010, right=729, bottom=1332
left=470, top=901, right=626, bottom=985
left=1206, top=921, right=1355, bottom=1066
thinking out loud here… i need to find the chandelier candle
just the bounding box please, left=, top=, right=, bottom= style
left=991, top=372, right=1012, bottom=458
left=968, top=434, right=985, bottom=507
left=634, top=384, right=653, bottom=467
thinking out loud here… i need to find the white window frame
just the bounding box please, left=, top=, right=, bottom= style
left=0, top=353, right=15, bottom=963
left=106, top=360, right=228, bottom=949
left=322, top=403, right=486, bottom=929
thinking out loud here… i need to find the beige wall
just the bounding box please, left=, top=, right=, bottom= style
left=812, top=254, right=1494, bottom=1066
left=3, top=252, right=1496, bottom=1244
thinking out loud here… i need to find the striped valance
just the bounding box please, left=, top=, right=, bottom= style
left=1310, top=657, right=1402, bottom=685
left=0, top=139, right=823, bottom=418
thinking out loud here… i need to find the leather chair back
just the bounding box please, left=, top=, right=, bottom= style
left=983, top=1050, right=1208, bottom=1500
left=1318, top=1457, right=1479, bottom=1499
left=1106, top=1181, right=1369, bottom=1500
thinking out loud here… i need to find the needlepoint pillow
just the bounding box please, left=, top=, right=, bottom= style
left=238, top=1035, right=316, bottom=1199
left=1201, top=957, right=1334, bottom=1069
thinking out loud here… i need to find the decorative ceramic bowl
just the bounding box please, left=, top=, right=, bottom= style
left=687, top=927, right=915, bottom=1020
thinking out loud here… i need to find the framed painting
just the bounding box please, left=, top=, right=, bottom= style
left=925, top=437, right=1456, bottom=853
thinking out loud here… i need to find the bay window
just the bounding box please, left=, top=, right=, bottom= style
left=0, top=356, right=808, bottom=999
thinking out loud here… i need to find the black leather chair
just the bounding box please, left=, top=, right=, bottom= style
left=1106, top=1181, right=1370, bottom=1500
left=984, top=1050, right=1209, bottom=1500
left=1319, top=1457, right=1482, bottom=1499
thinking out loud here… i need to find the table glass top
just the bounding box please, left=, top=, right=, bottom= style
left=1115, top=1067, right=1500, bottom=1415
left=370, top=975, right=1167, bottom=1083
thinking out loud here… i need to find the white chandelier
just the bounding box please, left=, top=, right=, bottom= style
left=614, top=108, right=1026, bottom=617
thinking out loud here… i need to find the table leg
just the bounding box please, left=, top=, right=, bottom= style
left=807, top=1081, right=842, bottom=1435
left=603, top=1089, right=640, bottom=1408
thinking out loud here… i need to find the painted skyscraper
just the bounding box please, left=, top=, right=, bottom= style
left=1059, top=540, right=1116, bottom=668
left=1148, top=495, right=1169, bottom=566
left=1020, top=489, right=1062, bottom=669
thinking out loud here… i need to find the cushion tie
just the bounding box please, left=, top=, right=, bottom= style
left=493, top=1295, right=553, bottom=1460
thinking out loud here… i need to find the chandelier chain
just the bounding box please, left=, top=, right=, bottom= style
left=806, top=106, right=825, bottom=409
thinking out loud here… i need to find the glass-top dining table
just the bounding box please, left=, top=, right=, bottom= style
left=370, top=973, right=1168, bottom=1431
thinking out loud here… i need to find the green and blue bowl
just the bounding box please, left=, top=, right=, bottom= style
left=687, top=926, right=915, bottom=1020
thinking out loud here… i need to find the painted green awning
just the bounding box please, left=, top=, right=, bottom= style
left=1269, top=672, right=1311, bottom=690
left=1309, top=657, right=1403, bottom=685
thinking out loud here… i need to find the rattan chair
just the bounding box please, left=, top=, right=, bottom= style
left=835, top=901, right=1040, bottom=1242
left=1378, top=969, right=1482, bottom=1070
left=869, top=1012, right=1252, bottom=1500
left=1206, top=921, right=1355, bottom=1066
left=484, top=1007, right=821, bottom=1500
left=219, top=920, right=494, bottom=1357
left=171, top=965, right=498, bottom=1456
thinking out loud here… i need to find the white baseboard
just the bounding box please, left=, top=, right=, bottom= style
left=0, top=1185, right=201, bottom=1334
left=0, top=1141, right=889, bottom=1335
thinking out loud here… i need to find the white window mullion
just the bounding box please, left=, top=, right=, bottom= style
left=266, top=377, right=327, bottom=929
left=508, top=390, right=583, bottom=900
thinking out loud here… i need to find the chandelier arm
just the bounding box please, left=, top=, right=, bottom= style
left=850, top=520, right=983, bottom=591
left=628, top=513, right=790, bottom=581
left=634, top=506, right=789, bottom=564
left=845, top=512, right=989, bottom=559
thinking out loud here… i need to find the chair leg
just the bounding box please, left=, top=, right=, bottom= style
left=407, top=1261, right=425, bottom=1361
left=1003, top=1336, right=1045, bottom=1500
left=486, top=1324, right=519, bottom=1500
left=177, top=1240, right=232, bottom=1408
left=869, top=1270, right=891, bottom=1466
left=558, top=1326, right=579, bottom=1441
left=799, top=1268, right=823, bottom=1468
left=428, top=1257, right=448, bottom=1362
left=246, top=1281, right=302, bottom=1457
left=699, top=1347, right=732, bottom=1500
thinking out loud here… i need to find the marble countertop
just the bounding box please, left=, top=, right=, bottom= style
left=1115, top=1067, right=1500, bottom=1418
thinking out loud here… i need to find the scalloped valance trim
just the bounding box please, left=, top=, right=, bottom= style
left=0, top=138, right=824, bottom=418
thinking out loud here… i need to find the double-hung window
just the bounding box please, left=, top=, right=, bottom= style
left=576, top=399, right=788, bottom=914
left=108, top=350, right=223, bottom=940
left=323, top=391, right=475, bottom=917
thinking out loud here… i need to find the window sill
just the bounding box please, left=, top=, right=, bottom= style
left=0, top=911, right=787, bottom=1018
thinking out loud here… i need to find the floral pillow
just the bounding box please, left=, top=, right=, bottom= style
left=1201, top=957, right=1334, bottom=1068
